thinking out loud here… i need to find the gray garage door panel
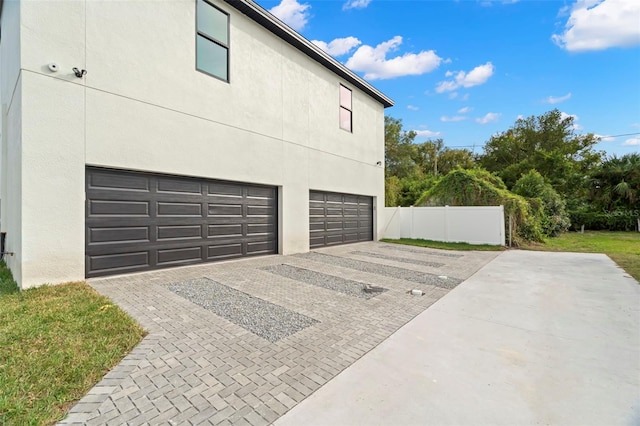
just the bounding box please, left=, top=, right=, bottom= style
left=86, top=168, right=277, bottom=277
left=309, top=190, right=373, bottom=249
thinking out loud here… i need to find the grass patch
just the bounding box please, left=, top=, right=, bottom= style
left=381, top=238, right=505, bottom=251
left=522, top=231, right=640, bottom=281
left=0, top=262, right=19, bottom=295
left=0, top=263, right=146, bottom=425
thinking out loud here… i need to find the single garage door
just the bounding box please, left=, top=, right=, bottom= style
left=86, top=167, right=277, bottom=277
left=309, top=190, right=373, bottom=248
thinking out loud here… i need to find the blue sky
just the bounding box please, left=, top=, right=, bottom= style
left=256, top=0, right=640, bottom=157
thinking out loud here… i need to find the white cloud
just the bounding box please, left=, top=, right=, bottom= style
left=544, top=92, right=572, bottom=104
left=414, top=129, right=442, bottom=138
left=631, top=123, right=640, bottom=128
left=476, top=112, right=501, bottom=124
left=458, top=106, right=472, bottom=113
left=448, top=92, right=459, bottom=99
left=441, top=115, right=467, bottom=122
left=312, top=37, right=361, bottom=56
left=623, top=138, right=640, bottom=146
left=516, top=114, right=525, bottom=120
left=560, top=111, right=584, bottom=130
left=435, top=62, right=495, bottom=93
left=343, top=0, right=371, bottom=10
left=407, top=105, right=419, bottom=111
left=345, top=36, right=443, bottom=80
left=552, top=0, right=640, bottom=52
left=461, top=93, right=470, bottom=101
left=269, top=0, right=311, bottom=31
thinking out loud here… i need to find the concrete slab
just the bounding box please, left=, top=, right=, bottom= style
left=274, top=250, right=640, bottom=426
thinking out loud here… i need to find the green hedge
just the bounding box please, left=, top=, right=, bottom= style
left=570, top=210, right=639, bottom=231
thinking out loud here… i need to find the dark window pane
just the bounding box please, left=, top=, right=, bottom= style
left=197, top=35, right=228, bottom=80
left=197, top=0, right=228, bottom=45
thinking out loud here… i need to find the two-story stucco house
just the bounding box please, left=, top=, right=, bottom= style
left=0, top=0, right=393, bottom=289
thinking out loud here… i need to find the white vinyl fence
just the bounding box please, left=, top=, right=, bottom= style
left=382, top=206, right=505, bottom=246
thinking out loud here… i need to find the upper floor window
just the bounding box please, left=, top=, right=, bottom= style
left=339, top=85, right=352, bottom=132
left=196, top=0, right=229, bottom=81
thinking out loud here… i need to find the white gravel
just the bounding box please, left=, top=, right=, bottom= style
left=297, top=252, right=462, bottom=289
left=166, top=278, right=318, bottom=342
left=262, top=264, right=386, bottom=299
left=350, top=251, right=445, bottom=268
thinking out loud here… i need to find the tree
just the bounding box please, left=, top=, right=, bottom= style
left=414, top=139, right=443, bottom=176
left=384, top=116, right=419, bottom=179
left=479, top=109, right=602, bottom=196
left=413, top=139, right=476, bottom=177
left=437, top=147, right=476, bottom=176
left=415, top=168, right=543, bottom=244
left=512, top=170, right=570, bottom=236
left=384, top=117, right=476, bottom=207
left=385, top=175, right=402, bottom=207
left=589, top=153, right=640, bottom=212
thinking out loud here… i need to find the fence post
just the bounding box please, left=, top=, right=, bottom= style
left=410, top=205, right=415, bottom=239
left=499, top=205, right=505, bottom=246
left=508, top=213, right=513, bottom=247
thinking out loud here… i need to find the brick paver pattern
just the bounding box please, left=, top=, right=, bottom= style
left=59, top=242, right=499, bottom=425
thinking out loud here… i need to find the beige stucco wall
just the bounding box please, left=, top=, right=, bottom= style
left=1, top=0, right=387, bottom=288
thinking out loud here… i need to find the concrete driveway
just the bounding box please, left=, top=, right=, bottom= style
left=59, top=244, right=640, bottom=425
left=274, top=250, right=640, bottom=426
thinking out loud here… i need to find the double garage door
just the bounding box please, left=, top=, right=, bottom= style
left=86, top=168, right=277, bottom=277
left=309, top=190, right=373, bottom=248
left=86, top=168, right=373, bottom=277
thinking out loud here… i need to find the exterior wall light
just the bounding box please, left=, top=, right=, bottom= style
left=72, top=68, right=87, bottom=78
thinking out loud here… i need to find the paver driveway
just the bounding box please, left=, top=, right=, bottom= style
left=59, top=242, right=499, bottom=425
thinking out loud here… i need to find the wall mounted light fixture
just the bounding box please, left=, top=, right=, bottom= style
left=72, top=67, right=87, bottom=78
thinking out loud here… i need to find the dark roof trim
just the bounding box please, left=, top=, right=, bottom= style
left=222, top=0, right=394, bottom=108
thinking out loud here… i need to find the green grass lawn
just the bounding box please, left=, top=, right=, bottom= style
left=382, top=232, right=639, bottom=282
left=381, top=238, right=505, bottom=251
left=0, top=263, right=146, bottom=425
left=522, top=231, right=640, bottom=282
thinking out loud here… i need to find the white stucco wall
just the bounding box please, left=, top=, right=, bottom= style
left=1, top=0, right=22, bottom=283
left=2, top=0, right=388, bottom=288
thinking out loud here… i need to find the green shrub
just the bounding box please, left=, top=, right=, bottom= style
left=512, top=170, right=571, bottom=237
left=416, top=168, right=544, bottom=244
left=570, top=207, right=639, bottom=231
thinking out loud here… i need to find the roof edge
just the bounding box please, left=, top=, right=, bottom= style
left=222, top=0, right=394, bottom=108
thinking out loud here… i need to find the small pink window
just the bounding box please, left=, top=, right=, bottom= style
left=339, top=85, right=352, bottom=132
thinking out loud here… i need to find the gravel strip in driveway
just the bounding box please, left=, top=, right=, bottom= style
left=167, top=277, right=318, bottom=342
left=262, top=264, right=387, bottom=299
left=350, top=251, right=445, bottom=268
left=296, top=252, right=462, bottom=289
